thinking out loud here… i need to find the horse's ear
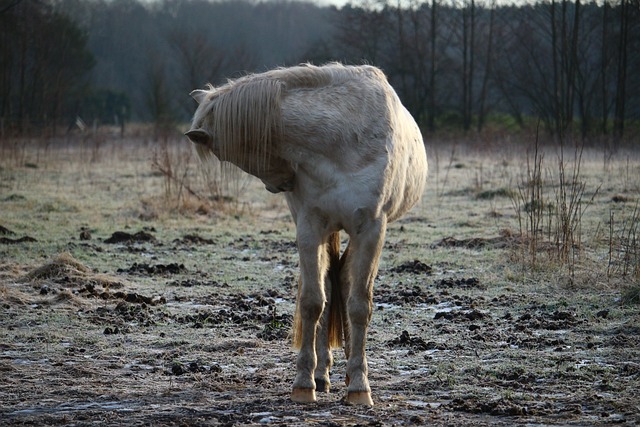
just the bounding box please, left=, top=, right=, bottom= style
left=190, top=89, right=209, bottom=104
left=185, top=129, right=212, bottom=146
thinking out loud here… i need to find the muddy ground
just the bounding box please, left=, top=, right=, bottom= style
left=0, top=138, right=638, bottom=426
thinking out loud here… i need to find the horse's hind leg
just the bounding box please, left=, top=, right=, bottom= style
left=291, top=225, right=328, bottom=403
left=314, top=286, right=333, bottom=393
left=314, top=232, right=343, bottom=393
left=344, top=211, right=387, bottom=406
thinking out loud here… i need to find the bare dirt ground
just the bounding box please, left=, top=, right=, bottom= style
left=0, top=136, right=638, bottom=426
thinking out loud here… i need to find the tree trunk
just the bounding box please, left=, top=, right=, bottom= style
left=613, top=0, right=629, bottom=143
left=428, top=0, right=437, bottom=132
left=477, top=2, right=495, bottom=132
left=461, top=0, right=475, bottom=131
left=551, top=0, right=562, bottom=137
left=567, top=0, right=581, bottom=130
left=601, top=0, right=608, bottom=134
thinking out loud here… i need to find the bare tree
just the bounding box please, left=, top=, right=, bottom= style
left=461, top=0, right=476, bottom=131
left=169, top=30, right=225, bottom=116
left=477, top=1, right=496, bottom=132
left=428, top=0, right=438, bottom=131
left=145, top=52, right=175, bottom=142
left=0, top=1, right=93, bottom=135
left=0, top=0, right=21, bottom=14
left=334, top=2, right=391, bottom=64
left=613, top=0, right=629, bottom=143
left=601, top=0, right=610, bottom=134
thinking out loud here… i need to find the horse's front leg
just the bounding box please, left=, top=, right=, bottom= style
left=344, top=211, right=387, bottom=406
left=291, top=224, right=328, bottom=403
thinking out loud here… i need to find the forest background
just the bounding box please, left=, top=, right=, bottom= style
left=0, top=0, right=639, bottom=142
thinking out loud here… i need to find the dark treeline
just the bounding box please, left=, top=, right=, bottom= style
left=0, top=0, right=638, bottom=140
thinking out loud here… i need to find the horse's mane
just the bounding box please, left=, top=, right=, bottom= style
left=192, top=63, right=386, bottom=172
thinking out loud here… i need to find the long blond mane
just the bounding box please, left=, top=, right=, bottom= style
left=191, top=63, right=387, bottom=173
left=192, top=76, right=282, bottom=172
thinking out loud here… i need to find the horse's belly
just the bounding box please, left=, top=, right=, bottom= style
left=286, top=141, right=426, bottom=235
left=285, top=160, right=384, bottom=232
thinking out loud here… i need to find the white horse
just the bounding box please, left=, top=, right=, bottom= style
left=186, top=63, right=428, bottom=406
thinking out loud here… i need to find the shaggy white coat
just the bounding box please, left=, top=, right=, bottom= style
left=187, top=63, right=428, bottom=406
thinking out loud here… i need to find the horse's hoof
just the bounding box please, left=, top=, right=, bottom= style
left=345, top=391, right=373, bottom=406
left=315, top=378, right=330, bottom=393
left=291, top=388, right=316, bottom=403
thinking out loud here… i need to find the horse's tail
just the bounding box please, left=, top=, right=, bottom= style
left=292, top=232, right=345, bottom=350
left=326, top=232, right=344, bottom=349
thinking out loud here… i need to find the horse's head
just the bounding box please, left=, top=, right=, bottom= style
left=186, top=87, right=295, bottom=194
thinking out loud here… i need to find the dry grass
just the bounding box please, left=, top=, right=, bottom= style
left=1, top=131, right=637, bottom=285
left=0, top=132, right=639, bottom=425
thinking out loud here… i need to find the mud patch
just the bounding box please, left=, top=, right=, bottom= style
left=448, top=397, right=532, bottom=416
left=104, top=230, right=156, bottom=244
left=0, top=225, right=37, bottom=243
left=387, top=330, right=444, bottom=351
left=173, top=234, right=215, bottom=245
left=389, top=259, right=433, bottom=274
left=117, top=262, right=186, bottom=275
left=260, top=238, right=297, bottom=253
left=434, top=308, right=488, bottom=322
left=437, top=277, right=484, bottom=290
left=375, top=284, right=438, bottom=306
left=0, top=235, right=37, bottom=244
left=515, top=310, right=582, bottom=330
left=168, top=278, right=226, bottom=287
left=80, top=283, right=166, bottom=305
left=87, top=300, right=170, bottom=333
left=257, top=316, right=291, bottom=341
left=0, top=225, right=15, bottom=235
left=435, top=230, right=521, bottom=249
left=168, top=359, right=222, bottom=376
left=174, top=291, right=293, bottom=340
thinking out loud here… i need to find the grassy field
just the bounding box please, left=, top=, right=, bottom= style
left=0, top=133, right=638, bottom=426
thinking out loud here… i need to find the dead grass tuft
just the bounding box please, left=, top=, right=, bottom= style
left=0, top=262, right=28, bottom=280
left=0, top=284, right=32, bottom=305
left=0, top=282, right=89, bottom=308
left=20, top=252, right=125, bottom=290
left=621, top=284, right=640, bottom=305
left=22, top=252, right=90, bottom=282
left=46, top=288, right=88, bottom=307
